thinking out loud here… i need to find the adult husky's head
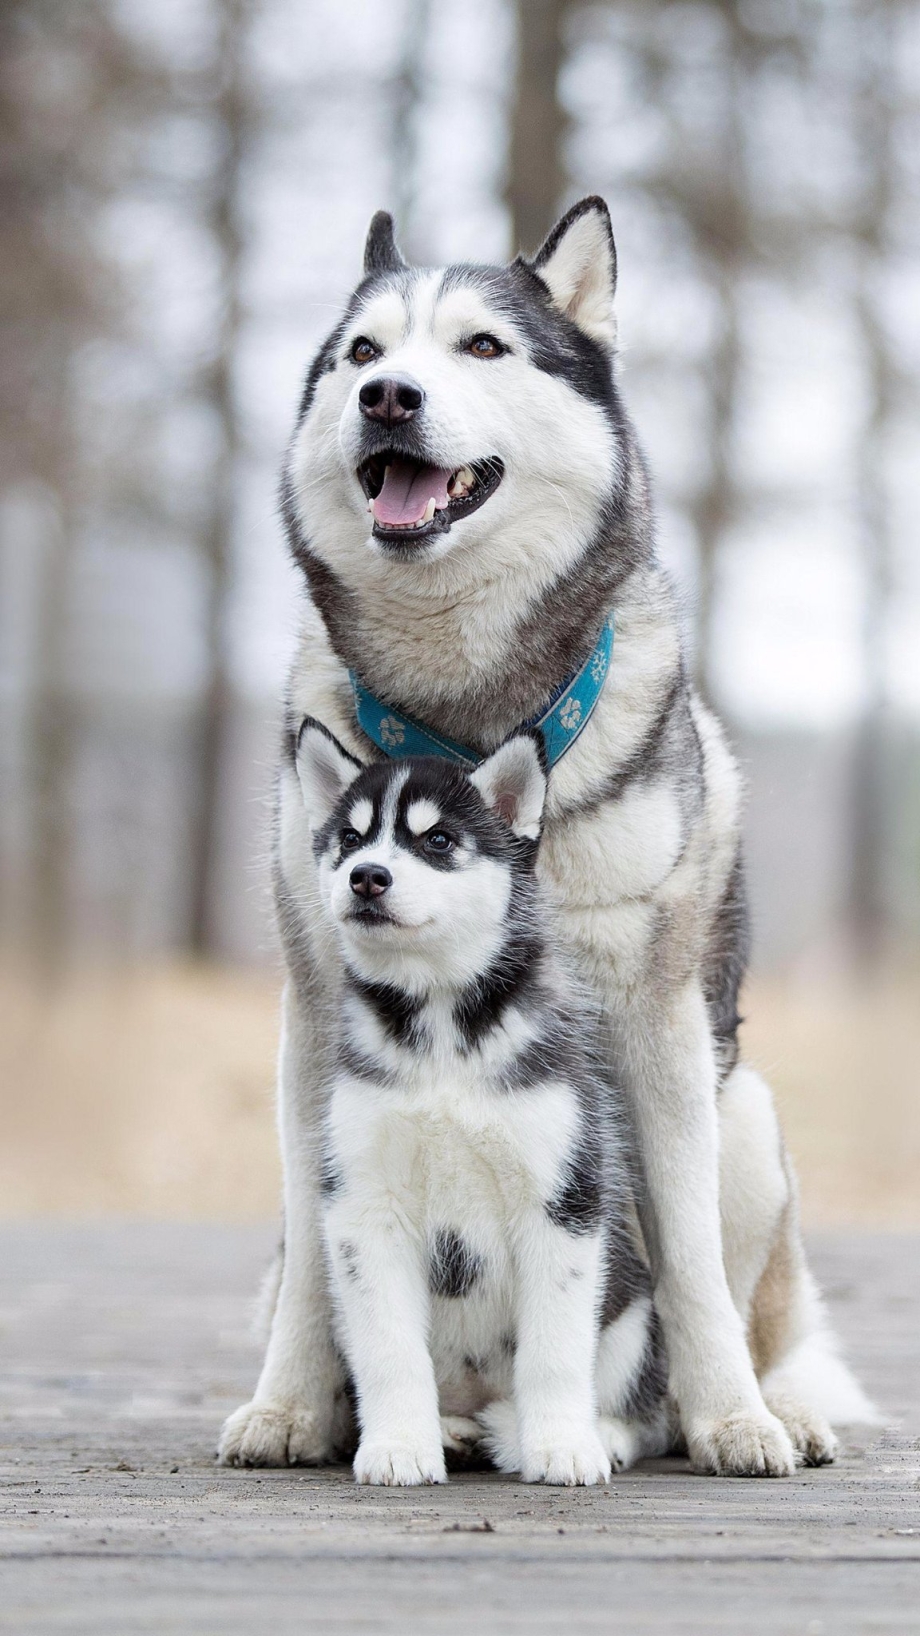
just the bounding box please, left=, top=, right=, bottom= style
left=283, top=197, right=641, bottom=607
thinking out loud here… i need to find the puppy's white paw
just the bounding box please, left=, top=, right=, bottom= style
left=521, top=1427, right=611, bottom=1487
left=476, top=1398, right=520, bottom=1474
left=597, top=1415, right=642, bottom=1473
left=354, top=1439, right=447, bottom=1486
left=765, top=1393, right=837, bottom=1467
left=686, top=1407, right=797, bottom=1477
left=217, top=1400, right=330, bottom=1467
left=440, top=1414, right=484, bottom=1455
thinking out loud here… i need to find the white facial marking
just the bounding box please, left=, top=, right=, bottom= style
left=348, top=797, right=374, bottom=835
left=405, top=798, right=441, bottom=836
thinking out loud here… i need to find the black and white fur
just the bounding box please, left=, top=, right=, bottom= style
left=220, top=197, right=876, bottom=1479
left=295, top=723, right=668, bottom=1485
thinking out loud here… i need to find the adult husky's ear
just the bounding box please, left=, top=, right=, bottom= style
left=363, top=210, right=407, bottom=276
left=471, top=735, right=547, bottom=841
left=295, top=718, right=364, bottom=828
left=531, top=196, right=617, bottom=348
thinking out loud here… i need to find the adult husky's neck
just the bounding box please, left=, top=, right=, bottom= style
left=282, top=430, right=654, bottom=752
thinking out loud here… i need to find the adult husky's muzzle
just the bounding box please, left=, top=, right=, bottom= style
left=358, top=373, right=425, bottom=427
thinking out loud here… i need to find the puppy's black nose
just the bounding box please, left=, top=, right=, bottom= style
left=358, top=374, right=425, bottom=425
left=350, top=863, right=392, bottom=899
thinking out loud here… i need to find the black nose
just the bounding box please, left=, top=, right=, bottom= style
left=350, top=863, right=392, bottom=899
left=358, top=374, right=425, bottom=425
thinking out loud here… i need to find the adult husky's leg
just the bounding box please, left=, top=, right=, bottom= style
left=619, top=982, right=796, bottom=1476
left=218, top=982, right=338, bottom=1466
left=719, top=1062, right=878, bottom=1462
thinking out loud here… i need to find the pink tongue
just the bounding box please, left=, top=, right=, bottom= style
left=374, top=458, right=452, bottom=526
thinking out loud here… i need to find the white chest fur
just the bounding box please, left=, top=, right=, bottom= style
left=327, top=1070, right=578, bottom=1230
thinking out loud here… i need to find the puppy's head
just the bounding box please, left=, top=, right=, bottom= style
left=295, top=722, right=546, bottom=991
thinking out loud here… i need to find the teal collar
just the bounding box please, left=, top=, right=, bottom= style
left=349, top=614, right=614, bottom=771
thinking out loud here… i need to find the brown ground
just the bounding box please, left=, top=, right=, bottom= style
left=1, top=960, right=917, bottom=1224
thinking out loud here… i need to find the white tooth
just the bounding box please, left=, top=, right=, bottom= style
left=367, top=497, right=374, bottom=514
left=422, top=497, right=436, bottom=523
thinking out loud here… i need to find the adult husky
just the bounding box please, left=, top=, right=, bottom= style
left=220, top=197, right=873, bottom=1476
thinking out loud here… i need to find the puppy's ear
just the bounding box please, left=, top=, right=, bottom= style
left=531, top=196, right=617, bottom=348
left=470, top=736, right=547, bottom=840
left=363, top=210, right=407, bottom=276
left=295, top=718, right=364, bottom=828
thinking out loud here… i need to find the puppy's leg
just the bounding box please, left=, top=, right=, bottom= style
left=218, top=984, right=338, bottom=1467
left=617, top=983, right=796, bottom=1476
left=326, top=1206, right=446, bottom=1487
left=509, top=1215, right=610, bottom=1487
left=594, top=1292, right=672, bottom=1469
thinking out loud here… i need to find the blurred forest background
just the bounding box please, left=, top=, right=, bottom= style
left=1, top=0, right=918, bottom=1222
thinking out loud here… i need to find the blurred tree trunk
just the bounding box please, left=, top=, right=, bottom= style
left=507, top=0, right=569, bottom=254
left=686, top=2, right=747, bottom=707
left=390, top=0, right=431, bottom=260
left=851, top=0, right=896, bottom=962
left=27, top=443, right=77, bottom=972
left=689, top=264, right=740, bottom=706
left=188, top=0, right=250, bottom=954
left=0, top=0, right=126, bottom=969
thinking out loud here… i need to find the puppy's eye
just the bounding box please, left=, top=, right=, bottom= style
left=425, top=830, right=454, bottom=853
left=351, top=337, right=379, bottom=365
left=466, top=334, right=505, bottom=359
left=341, top=829, right=363, bottom=851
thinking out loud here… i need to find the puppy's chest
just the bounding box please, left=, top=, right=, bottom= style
left=328, top=1057, right=578, bottom=1221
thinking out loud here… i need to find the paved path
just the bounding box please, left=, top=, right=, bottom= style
left=1, top=1225, right=918, bottom=1634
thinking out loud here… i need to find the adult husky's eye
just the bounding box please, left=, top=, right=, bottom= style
left=341, top=829, right=363, bottom=850
left=425, top=830, right=454, bottom=853
left=467, top=334, right=505, bottom=359
left=351, top=337, right=379, bottom=365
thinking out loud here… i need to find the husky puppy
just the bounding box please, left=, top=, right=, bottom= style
left=220, top=197, right=874, bottom=1479
left=294, top=721, right=669, bottom=1485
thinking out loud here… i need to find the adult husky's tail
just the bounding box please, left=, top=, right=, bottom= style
left=761, top=1262, right=881, bottom=1428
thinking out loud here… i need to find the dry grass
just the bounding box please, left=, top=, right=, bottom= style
left=1, top=959, right=917, bottom=1225
left=742, top=967, right=920, bottom=1227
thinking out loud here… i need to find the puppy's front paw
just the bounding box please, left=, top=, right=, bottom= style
left=354, top=1439, right=448, bottom=1486
left=686, top=1408, right=797, bottom=1477
left=217, top=1400, right=330, bottom=1467
left=521, top=1428, right=611, bottom=1487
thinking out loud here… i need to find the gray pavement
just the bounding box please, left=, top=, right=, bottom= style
left=0, top=1223, right=918, bottom=1634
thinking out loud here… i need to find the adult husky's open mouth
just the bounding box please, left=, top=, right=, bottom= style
left=357, top=452, right=504, bottom=547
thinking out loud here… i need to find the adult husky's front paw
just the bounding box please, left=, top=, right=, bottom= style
left=354, top=1438, right=447, bottom=1486
left=217, top=1400, right=331, bottom=1467
left=521, top=1429, right=612, bottom=1487
left=686, top=1408, right=797, bottom=1477
left=765, top=1393, right=837, bottom=1467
